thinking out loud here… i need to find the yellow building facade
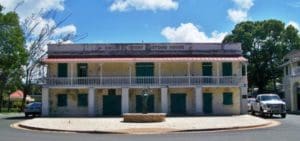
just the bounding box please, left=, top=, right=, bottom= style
left=42, top=43, right=248, bottom=116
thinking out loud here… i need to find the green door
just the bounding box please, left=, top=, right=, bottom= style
left=77, top=63, right=88, bottom=77
left=297, top=93, right=300, bottom=110
left=222, top=62, right=232, bottom=76
left=135, top=63, right=154, bottom=83
left=171, top=94, right=186, bottom=114
left=135, top=95, right=154, bottom=113
left=203, top=93, right=213, bottom=114
left=103, top=89, right=121, bottom=115
left=202, top=62, right=212, bottom=76
left=58, top=63, right=68, bottom=77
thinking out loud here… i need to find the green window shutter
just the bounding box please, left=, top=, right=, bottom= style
left=77, top=63, right=88, bottom=77
left=223, top=92, right=233, bottom=105
left=135, top=63, right=154, bottom=77
left=57, top=94, right=67, bottom=107
left=242, top=65, right=246, bottom=76
left=222, top=62, right=232, bottom=76
left=202, top=62, right=212, bottom=76
left=58, top=63, right=68, bottom=77
left=77, top=94, right=88, bottom=107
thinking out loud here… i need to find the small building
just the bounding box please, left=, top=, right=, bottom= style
left=41, top=43, right=248, bottom=116
left=281, top=50, right=300, bottom=112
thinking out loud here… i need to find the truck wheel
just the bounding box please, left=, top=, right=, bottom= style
left=281, top=113, right=286, bottom=118
left=251, top=107, right=255, bottom=115
left=260, top=108, right=265, bottom=117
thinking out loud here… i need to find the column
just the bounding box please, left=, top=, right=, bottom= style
left=122, top=88, right=129, bottom=114
left=161, top=87, right=168, bottom=113
left=88, top=87, right=95, bottom=116
left=42, top=87, right=49, bottom=116
left=158, top=63, right=161, bottom=85
left=195, top=87, right=203, bottom=114
left=216, top=62, right=220, bottom=84
left=240, top=87, right=248, bottom=114
left=187, top=62, right=191, bottom=85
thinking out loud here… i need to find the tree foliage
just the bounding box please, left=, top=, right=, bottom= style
left=0, top=5, right=27, bottom=111
left=223, top=19, right=300, bottom=93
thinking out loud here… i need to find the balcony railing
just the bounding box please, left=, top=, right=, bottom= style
left=44, top=76, right=245, bottom=87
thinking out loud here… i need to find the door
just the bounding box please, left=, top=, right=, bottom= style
left=203, top=93, right=213, bottom=114
left=135, top=95, right=154, bottom=113
left=135, top=63, right=154, bottom=83
left=222, top=62, right=232, bottom=76
left=202, top=62, right=213, bottom=84
left=298, top=93, right=300, bottom=110
left=171, top=94, right=186, bottom=114
left=77, top=63, right=88, bottom=77
left=102, top=89, right=121, bottom=116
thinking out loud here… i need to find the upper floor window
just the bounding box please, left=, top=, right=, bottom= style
left=57, top=63, right=68, bottom=77
left=77, top=63, right=88, bottom=77
left=222, top=62, right=232, bottom=76
left=202, top=62, right=212, bottom=76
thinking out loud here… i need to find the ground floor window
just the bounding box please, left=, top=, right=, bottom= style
left=57, top=94, right=67, bottom=107
left=223, top=92, right=233, bottom=105
left=77, top=94, right=88, bottom=107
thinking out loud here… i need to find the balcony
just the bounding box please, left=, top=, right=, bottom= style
left=44, top=76, right=246, bottom=88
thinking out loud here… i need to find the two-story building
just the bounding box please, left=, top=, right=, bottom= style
left=281, top=50, right=300, bottom=113
left=41, top=43, right=248, bottom=116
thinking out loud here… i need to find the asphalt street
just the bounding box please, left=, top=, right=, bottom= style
left=0, top=114, right=299, bottom=141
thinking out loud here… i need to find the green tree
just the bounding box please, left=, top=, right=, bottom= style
left=223, top=19, right=300, bottom=93
left=0, top=5, right=27, bottom=112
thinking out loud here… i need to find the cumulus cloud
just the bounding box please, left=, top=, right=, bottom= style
left=110, top=0, right=178, bottom=12
left=286, top=21, right=300, bottom=30
left=0, top=0, right=76, bottom=37
left=227, top=0, right=254, bottom=23
left=161, top=23, right=228, bottom=43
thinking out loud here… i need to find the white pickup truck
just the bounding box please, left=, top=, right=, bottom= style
left=251, top=94, right=286, bottom=118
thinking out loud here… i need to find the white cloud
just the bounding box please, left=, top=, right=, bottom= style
left=161, top=23, right=228, bottom=43
left=0, top=0, right=76, bottom=37
left=110, top=0, right=178, bottom=12
left=287, top=21, right=300, bottom=30
left=227, top=9, right=248, bottom=23
left=227, top=0, right=254, bottom=23
left=54, top=24, right=77, bottom=36
left=232, top=0, right=254, bottom=10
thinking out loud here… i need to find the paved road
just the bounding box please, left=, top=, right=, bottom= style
left=0, top=114, right=299, bottom=141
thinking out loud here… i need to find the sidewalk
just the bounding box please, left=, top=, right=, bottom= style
left=16, top=115, right=272, bottom=134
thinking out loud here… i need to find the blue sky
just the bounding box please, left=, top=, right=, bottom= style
left=1, top=0, right=300, bottom=43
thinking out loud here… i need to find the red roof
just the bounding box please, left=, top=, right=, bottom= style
left=10, top=90, right=24, bottom=99
left=43, top=57, right=247, bottom=63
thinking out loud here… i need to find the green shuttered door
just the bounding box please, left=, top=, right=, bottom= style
left=77, top=63, right=88, bottom=77
left=103, top=90, right=121, bottom=115
left=202, top=62, right=212, bottom=76
left=203, top=93, right=213, bottom=114
left=170, top=94, right=186, bottom=114
left=58, top=63, right=68, bottom=77
left=222, top=62, right=232, bottom=76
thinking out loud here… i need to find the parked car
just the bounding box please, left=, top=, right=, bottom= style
left=24, top=102, right=42, bottom=117
left=251, top=94, right=286, bottom=118
left=247, top=98, right=256, bottom=112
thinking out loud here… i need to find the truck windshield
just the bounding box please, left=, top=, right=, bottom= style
left=261, top=95, right=280, bottom=101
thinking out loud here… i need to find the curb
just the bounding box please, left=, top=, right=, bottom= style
left=13, top=120, right=276, bottom=135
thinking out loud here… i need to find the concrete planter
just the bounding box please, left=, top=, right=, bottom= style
left=123, top=113, right=166, bottom=122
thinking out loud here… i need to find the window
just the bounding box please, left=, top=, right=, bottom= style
left=58, top=63, right=68, bottom=77
left=285, top=66, right=289, bottom=75
left=222, top=62, right=232, bottom=76
left=57, top=94, right=67, bottom=107
left=77, top=94, right=88, bottom=107
left=202, top=62, right=212, bottom=76
left=77, top=63, right=88, bottom=77
left=223, top=92, right=233, bottom=105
